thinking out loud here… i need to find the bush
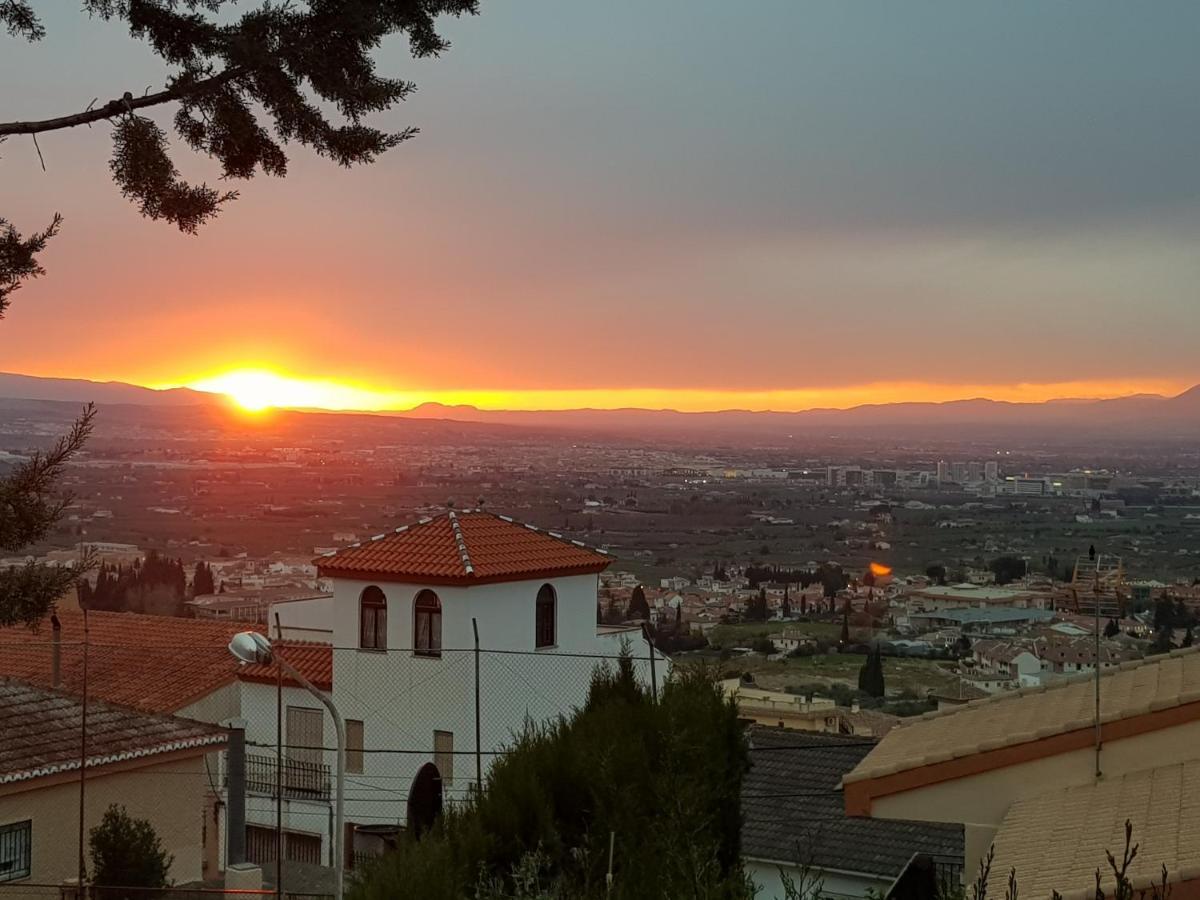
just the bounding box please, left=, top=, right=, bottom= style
left=89, top=804, right=172, bottom=899
left=351, top=657, right=752, bottom=900
left=750, top=636, right=776, bottom=655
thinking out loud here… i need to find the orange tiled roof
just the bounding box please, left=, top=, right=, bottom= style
left=239, top=640, right=332, bottom=691
left=316, top=510, right=611, bottom=585
left=0, top=608, right=331, bottom=713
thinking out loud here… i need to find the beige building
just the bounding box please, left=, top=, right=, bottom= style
left=0, top=678, right=226, bottom=887
left=843, top=649, right=1200, bottom=897
left=722, top=678, right=899, bottom=737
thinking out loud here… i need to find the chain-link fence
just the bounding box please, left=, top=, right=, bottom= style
left=0, top=628, right=666, bottom=896
left=0, top=625, right=969, bottom=897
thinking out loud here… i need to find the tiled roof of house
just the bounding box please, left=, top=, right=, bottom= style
left=238, top=640, right=332, bottom=690
left=845, top=648, right=1200, bottom=787
left=316, top=510, right=611, bottom=585
left=0, top=609, right=331, bottom=713
left=0, top=677, right=226, bottom=785
left=743, top=727, right=963, bottom=877
left=989, top=760, right=1200, bottom=900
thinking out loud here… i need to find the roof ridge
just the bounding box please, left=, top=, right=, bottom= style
left=447, top=510, right=475, bottom=576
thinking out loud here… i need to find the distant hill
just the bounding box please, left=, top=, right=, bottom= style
left=399, top=387, right=1200, bottom=433
left=0, top=372, right=217, bottom=406
left=1, top=371, right=1197, bottom=438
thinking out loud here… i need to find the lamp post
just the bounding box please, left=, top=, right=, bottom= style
left=228, top=632, right=345, bottom=900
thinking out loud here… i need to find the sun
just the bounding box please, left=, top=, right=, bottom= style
left=185, top=368, right=426, bottom=412
left=190, top=370, right=302, bottom=412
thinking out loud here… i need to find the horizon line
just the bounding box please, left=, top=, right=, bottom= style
left=3, top=370, right=1196, bottom=415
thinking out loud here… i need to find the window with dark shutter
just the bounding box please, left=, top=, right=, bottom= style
left=535, top=583, right=556, bottom=648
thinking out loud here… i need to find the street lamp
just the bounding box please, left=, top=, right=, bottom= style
left=228, top=632, right=345, bottom=900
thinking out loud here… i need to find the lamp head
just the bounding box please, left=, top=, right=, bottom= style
left=228, top=631, right=273, bottom=665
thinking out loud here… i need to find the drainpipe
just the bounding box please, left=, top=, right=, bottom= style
left=51, top=613, right=62, bottom=688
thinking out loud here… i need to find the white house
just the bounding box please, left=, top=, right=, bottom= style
left=310, top=510, right=669, bottom=857
left=0, top=511, right=668, bottom=880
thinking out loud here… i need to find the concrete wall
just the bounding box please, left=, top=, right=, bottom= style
left=270, top=595, right=334, bottom=641
left=0, top=754, right=211, bottom=886
left=870, top=718, right=1200, bottom=875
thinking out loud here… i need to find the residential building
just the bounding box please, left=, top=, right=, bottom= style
left=743, top=727, right=963, bottom=899
left=907, top=607, right=1054, bottom=633
left=843, top=648, right=1200, bottom=895
left=0, top=609, right=334, bottom=874
left=313, top=511, right=668, bottom=857
left=0, top=678, right=227, bottom=885
left=186, top=587, right=331, bottom=624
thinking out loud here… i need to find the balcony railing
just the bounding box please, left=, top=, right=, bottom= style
left=228, top=750, right=332, bottom=801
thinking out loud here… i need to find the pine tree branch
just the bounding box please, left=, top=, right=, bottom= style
left=0, top=67, right=247, bottom=136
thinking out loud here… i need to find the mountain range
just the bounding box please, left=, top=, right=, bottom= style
left=2, top=372, right=1198, bottom=437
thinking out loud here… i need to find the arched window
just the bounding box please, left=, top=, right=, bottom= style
left=414, top=590, right=442, bottom=657
left=535, top=583, right=556, bottom=649
left=360, top=586, right=387, bottom=651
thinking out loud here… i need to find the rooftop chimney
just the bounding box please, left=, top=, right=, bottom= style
left=51, top=613, right=62, bottom=688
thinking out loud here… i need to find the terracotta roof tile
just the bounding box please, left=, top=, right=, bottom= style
left=990, top=760, right=1200, bottom=899
left=238, top=640, right=332, bottom=691
left=316, top=511, right=611, bottom=584
left=845, top=648, right=1200, bottom=785
left=0, top=609, right=331, bottom=713
left=0, top=677, right=226, bottom=784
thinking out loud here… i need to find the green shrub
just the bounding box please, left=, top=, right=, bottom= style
left=89, top=804, right=172, bottom=899
left=351, top=657, right=752, bottom=900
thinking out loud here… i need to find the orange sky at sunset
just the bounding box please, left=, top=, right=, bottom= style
left=176, top=369, right=1189, bottom=413
left=4, top=5, right=1199, bottom=417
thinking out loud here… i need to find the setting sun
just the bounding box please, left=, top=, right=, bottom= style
left=187, top=369, right=421, bottom=412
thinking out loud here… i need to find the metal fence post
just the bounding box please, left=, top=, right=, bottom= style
left=472, top=618, right=483, bottom=791
left=642, top=623, right=658, bottom=703
left=227, top=727, right=247, bottom=866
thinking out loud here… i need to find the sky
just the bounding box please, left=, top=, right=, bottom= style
left=1, top=1, right=1198, bottom=412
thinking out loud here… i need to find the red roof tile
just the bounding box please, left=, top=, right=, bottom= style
left=0, top=609, right=331, bottom=713
left=238, top=640, right=332, bottom=691
left=0, top=677, right=226, bottom=784
left=316, top=510, right=611, bottom=585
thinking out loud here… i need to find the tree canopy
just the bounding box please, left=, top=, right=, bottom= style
left=1, top=0, right=478, bottom=291
left=0, top=404, right=95, bottom=627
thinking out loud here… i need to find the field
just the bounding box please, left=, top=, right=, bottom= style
left=706, top=620, right=843, bottom=649
left=733, top=653, right=959, bottom=696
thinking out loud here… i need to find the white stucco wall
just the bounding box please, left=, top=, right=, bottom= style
left=189, top=572, right=671, bottom=864
left=269, top=595, right=334, bottom=641
left=326, top=573, right=668, bottom=828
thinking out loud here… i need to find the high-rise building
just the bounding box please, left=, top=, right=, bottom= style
left=967, top=461, right=984, bottom=483
left=985, top=460, right=1000, bottom=482
left=936, top=461, right=951, bottom=485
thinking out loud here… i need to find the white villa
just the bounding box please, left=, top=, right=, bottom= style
left=260, top=510, right=668, bottom=863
